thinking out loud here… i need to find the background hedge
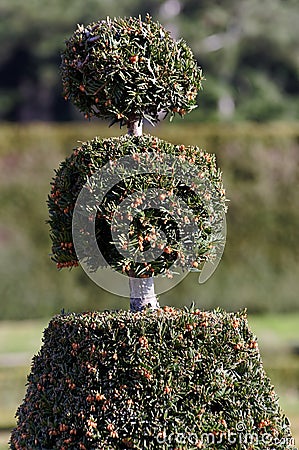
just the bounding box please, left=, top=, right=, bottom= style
left=0, top=122, right=298, bottom=319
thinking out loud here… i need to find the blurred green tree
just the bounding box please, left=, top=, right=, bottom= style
left=0, top=0, right=299, bottom=121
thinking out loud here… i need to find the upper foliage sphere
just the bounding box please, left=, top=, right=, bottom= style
left=61, top=15, right=203, bottom=126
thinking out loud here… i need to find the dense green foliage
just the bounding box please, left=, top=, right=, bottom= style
left=2, top=314, right=299, bottom=445
left=1, top=0, right=299, bottom=122
left=10, top=308, right=295, bottom=449
left=0, top=123, right=298, bottom=319
left=62, top=15, right=202, bottom=125
left=48, top=134, right=226, bottom=277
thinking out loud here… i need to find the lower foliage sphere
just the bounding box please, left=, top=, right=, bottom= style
left=47, top=134, right=226, bottom=280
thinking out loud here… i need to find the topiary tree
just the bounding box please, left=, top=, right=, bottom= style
left=10, top=15, right=295, bottom=450
left=47, top=14, right=226, bottom=311
left=10, top=309, right=295, bottom=450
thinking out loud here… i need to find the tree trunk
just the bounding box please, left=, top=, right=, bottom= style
left=129, top=277, right=159, bottom=312
left=127, top=117, right=159, bottom=312
left=127, top=117, right=143, bottom=136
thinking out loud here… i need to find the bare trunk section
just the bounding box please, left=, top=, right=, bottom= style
left=127, top=118, right=143, bottom=136
left=127, top=117, right=159, bottom=311
left=129, top=277, right=159, bottom=312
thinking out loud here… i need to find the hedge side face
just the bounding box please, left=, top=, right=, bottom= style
left=10, top=308, right=294, bottom=449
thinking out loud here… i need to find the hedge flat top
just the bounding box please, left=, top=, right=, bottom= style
left=47, top=134, right=226, bottom=274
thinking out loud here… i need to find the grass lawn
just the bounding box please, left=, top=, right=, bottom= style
left=0, top=320, right=47, bottom=449
left=0, top=319, right=47, bottom=354
left=0, top=313, right=298, bottom=449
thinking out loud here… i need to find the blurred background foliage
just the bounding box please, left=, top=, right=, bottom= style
left=1, top=0, right=299, bottom=122
left=1, top=1, right=299, bottom=446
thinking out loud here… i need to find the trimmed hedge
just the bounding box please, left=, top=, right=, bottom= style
left=10, top=308, right=295, bottom=449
